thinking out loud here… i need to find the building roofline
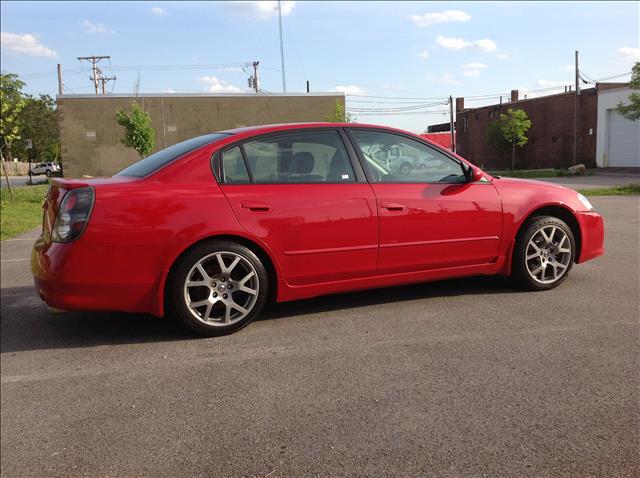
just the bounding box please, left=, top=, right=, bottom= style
left=57, top=92, right=344, bottom=99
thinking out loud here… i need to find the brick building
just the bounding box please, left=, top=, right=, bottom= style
left=58, top=93, right=343, bottom=177
left=454, top=83, right=627, bottom=170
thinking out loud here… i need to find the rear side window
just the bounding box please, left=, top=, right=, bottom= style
left=239, top=131, right=355, bottom=183
left=221, top=147, right=250, bottom=183
left=116, top=133, right=231, bottom=178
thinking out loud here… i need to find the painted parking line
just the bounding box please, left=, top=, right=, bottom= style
left=0, top=258, right=30, bottom=263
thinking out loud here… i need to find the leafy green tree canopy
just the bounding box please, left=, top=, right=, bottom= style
left=325, top=100, right=354, bottom=123
left=14, top=94, right=60, bottom=162
left=115, top=101, right=155, bottom=157
left=617, top=61, right=640, bottom=121
left=0, top=73, right=27, bottom=150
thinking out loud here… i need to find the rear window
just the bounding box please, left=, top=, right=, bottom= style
left=115, top=133, right=231, bottom=178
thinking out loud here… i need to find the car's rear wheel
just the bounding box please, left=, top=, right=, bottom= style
left=166, top=241, right=269, bottom=336
left=512, top=215, right=575, bottom=291
left=46, top=170, right=52, bottom=177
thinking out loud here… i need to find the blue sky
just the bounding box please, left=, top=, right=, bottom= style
left=1, top=1, right=638, bottom=132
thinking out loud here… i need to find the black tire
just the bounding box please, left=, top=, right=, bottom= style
left=166, top=240, right=269, bottom=336
left=512, top=215, right=576, bottom=291
left=399, top=162, right=412, bottom=175
left=46, top=170, right=52, bottom=177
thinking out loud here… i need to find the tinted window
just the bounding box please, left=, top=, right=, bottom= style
left=222, top=146, right=250, bottom=183
left=242, top=131, right=355, bottom=183
left=116, top=133, right=231, bottom=178
left=350, top=130, right=465, bottom=183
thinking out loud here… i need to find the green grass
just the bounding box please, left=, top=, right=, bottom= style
left=1, top=184, right=49, bottom=240
left=578, top=183, right=640, bottom=196
left=487, top=169, right=577, bottom=178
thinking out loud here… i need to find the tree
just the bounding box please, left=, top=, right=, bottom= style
left=617, top=61, right=640, bottom=121
left=325, top=100, right=354, bottom=122
left=486, top=118, right=510, bottom=153
left=499, top=108, right=532, bottom=169
left=0, top=73, right=27, bottom=195
left=13, top=94, right=60, bottom=163
left=115, top=101, right=155, bottom=157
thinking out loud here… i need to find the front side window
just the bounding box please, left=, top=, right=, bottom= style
left=241, top=131, right=355, bottom=183
left=350, top=130, right=466, bottom=183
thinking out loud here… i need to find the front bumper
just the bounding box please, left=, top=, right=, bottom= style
left=575, top=210, right=604, bottom=263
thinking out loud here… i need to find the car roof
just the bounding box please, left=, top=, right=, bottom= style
left=220, top=122, right=417, bottom=137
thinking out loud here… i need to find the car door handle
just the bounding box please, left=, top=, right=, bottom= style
left=380, top=201, right=408, bottom=212
left=240, top=201, right=272, bottom=212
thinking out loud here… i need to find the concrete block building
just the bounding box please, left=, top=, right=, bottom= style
left=57, top=93, right=344, bottom=177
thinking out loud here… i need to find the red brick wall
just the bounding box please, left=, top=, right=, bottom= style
left=455, top=88, right=598, bottom=170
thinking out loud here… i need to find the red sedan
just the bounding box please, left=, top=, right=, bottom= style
left=32, top=123, right=604, bottom=336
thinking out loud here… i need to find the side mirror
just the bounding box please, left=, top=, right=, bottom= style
left=463, top=164, right=483, bottom=183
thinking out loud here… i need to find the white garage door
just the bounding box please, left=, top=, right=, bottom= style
left=607, top=110, right=640, bottom=167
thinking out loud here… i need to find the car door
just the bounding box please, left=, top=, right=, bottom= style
left=218, top=129, right=378, bottom=286
left=347, top=128, right=503, bottom=274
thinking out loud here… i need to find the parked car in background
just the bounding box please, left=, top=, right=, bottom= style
left=32, top=123, right=605, bottom=337
left=29, top=162, right=60, bottom=177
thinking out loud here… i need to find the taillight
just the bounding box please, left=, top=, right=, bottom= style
left=51, top=187, right=94, bottom=243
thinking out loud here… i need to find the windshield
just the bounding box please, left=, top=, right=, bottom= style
left=116, top=133, right=231, bottom=178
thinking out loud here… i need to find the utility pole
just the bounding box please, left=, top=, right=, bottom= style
left=573, top=50, right=580, bottom=166
left=251, top=61, right=260, bottom=93
left=57, top=64, right=63, bottom=95
left=449, top=95, right=456, bottom=153
left=306, top=80, right=310, bottom=93
left=77, top=56, right=111, bottom=95
left=277, top=0, right=287, bottom=92
left=99, top=75, right=117, bottom=95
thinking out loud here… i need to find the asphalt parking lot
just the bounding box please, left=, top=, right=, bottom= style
left=1, top=195, right=638, bottom=477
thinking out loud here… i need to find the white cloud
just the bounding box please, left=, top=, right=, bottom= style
left=463, top=70, right=481, bottom=78
left=331, top=85, right=366, bottom=95
left=150, top=7, right=167, bottom=16
left=226, top=1, right=295, bottom=20
left=426, top=73, right=459, bottom=84
left=474, top=38, right=497, bottom=52
left=618, top=46, right=640, bottom=61
left=0, top=32, right=57, bottom=58
left=462, top=62, right=487, bottom=70
left=415, top=49, right=430, bottom=60
left=410, top=10, right=471, bottom=27
left=497, top=54, right=509, bottom=59
left=435, top=35, right=471, bottom=50
left=83, top=20, right=116, bottom=34
left=197, top=76, right=244, bottom=93
left=435, top=35, right=496, bottom=52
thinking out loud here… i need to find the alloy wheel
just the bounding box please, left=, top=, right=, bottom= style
left=183, top=251, right=259, bottom=326
left=525, top=225, right=572, bottom=284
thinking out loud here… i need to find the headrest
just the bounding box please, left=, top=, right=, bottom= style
left=292, top=152, right=315, bottom=174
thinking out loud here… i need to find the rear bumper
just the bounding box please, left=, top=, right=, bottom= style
left=31, top=236, right=166, bottom=316
left=576, top=211, right=604, bottom=263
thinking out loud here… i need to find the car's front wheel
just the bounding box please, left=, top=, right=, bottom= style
left=166, top=240, right=269, bottom=336
left=46, top=170, right=52, bottom=177
left=512, top=215, right=576, bottom=291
